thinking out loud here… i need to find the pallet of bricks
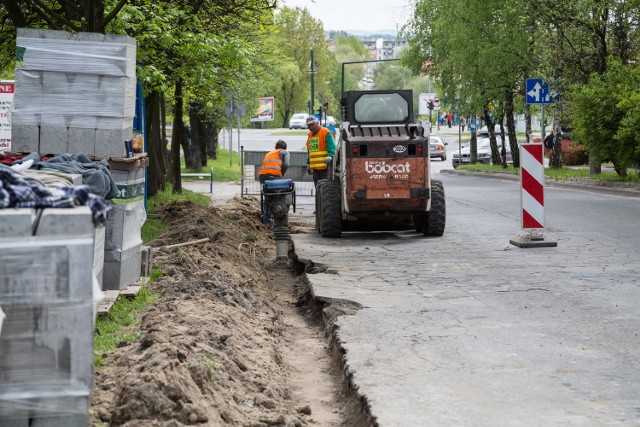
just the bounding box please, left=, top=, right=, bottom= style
left=1, top=28, right=145, bottom=425
left=0, top=207, right=104, bottom=426
left=10, top=27, right=147, bottom=293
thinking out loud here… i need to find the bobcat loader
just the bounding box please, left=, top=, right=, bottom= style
left=315, top=89, right=445, bottom=237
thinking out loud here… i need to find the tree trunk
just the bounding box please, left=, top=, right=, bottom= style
left=160, top=93, right=171, bottom=183
left=170, top=80, right=185, bottom=193
left=589, top=150, right=602, bottom=175
left=208, top=125, right=218, bottom=160
left=470, top=130, right=477, bottom=164
left=145, top=90, right=166, bottom=197
left=524, top=103, right=531, bottom=144
left=483, top=107, right=500, bottom=165
left=505, top=89, right=519, bottom=168
left=498, top=112, right=507, bottom=168
left=188, top=108, right=204, bottom=170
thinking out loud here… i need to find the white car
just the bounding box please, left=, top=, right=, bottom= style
left=288, top=113, right=309, bottom=129
left=325, top=116, right=337, bottom=126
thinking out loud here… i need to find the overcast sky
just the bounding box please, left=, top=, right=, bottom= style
left=280, top=0, right=414, bottom=34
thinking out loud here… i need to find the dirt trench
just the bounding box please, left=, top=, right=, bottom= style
left=90, top=197, right=371, bottom=427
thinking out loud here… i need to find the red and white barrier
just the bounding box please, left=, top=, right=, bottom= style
left=519, top=143, right=544, bottom=230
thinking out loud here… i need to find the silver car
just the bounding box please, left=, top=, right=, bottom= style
left=429, top=135, right=447, bottom=161
left=452, top=136, right=513, bottom=168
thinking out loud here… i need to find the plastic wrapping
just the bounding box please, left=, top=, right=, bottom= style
left=0, top=300, right=94, bottom=417
left=12, top=29, right=136, bottom=130
left=16, top=35, right=135, bottom=76
left=0, top=206, right=98, bottom=418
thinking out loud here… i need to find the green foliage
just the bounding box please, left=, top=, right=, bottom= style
left=264, top=6, right=337, bottom=125
left=572, top=60, right=640, bottom=174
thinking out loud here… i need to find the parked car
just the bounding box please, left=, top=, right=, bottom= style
left=288, top=113, right=309, bottom=129
left=452, top=136, right=513, bottom=168
left=429, top=135, right=447, bottom=161
left=325, top=115, right=337, bottom=126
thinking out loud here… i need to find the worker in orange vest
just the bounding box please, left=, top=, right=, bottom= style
left=259, top=140, right=289, bottom=225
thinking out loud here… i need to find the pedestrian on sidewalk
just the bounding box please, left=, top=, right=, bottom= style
left=544, top=132, right=554, bottom=158
left=259, top=139, right=290, bottom=225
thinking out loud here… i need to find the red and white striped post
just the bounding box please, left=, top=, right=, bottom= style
left=510, top=142, right=557, bottom=247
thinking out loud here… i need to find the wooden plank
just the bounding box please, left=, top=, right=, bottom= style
left=119, top=285, right=141, bottom=297
left=97, top=290, right=119, bottom=315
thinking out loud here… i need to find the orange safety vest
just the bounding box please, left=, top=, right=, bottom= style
left=306, top=127, right=330, bottom=171
left=259, top=149, right=284, bottom=177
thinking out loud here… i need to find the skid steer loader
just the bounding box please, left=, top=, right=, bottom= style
left=315, top=89, right=446, bottom=237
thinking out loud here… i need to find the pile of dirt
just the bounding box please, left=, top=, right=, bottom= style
left=90, top=197, right=356, bottom=426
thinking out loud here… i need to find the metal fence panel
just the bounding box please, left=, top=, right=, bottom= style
left=242, top=150, right=315, bottom=196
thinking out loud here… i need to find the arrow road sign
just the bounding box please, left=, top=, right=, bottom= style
left=526, top=78, right=557, bottom=105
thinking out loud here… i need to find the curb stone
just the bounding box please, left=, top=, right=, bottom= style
left=441, top=169, right=640, bottom=198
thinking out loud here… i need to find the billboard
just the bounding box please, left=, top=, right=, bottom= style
left=250, top=97, right=275, bottom=122
left=0, top=81, right=13, bottom=152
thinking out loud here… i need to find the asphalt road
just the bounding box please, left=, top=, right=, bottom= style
left=290, top=171, right=640, bottom=427
left=206, top=128, right=640, bottom=425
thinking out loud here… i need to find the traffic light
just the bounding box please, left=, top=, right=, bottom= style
left=323, top=100, right=329, bottom=111
left=428, top=100, right=434, bottom=110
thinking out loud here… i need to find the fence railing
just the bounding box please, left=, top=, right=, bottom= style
left=241, top=147, right=315, bottom=196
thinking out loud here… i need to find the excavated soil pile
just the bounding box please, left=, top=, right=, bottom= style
left=90, top=197, right=350, bottom=426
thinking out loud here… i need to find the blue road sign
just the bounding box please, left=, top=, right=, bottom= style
left=526, top=78, right=556, bottom=105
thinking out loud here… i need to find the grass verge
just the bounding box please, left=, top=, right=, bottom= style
left=181, top=148, right=242, bottom=182
left=456, top=163, right=639, bottom=182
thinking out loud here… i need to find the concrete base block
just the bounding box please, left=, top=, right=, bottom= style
left=102, top=243, right=142, bottom=291
left=11, top=125, right=40, bottom=153
left=36, top=206, right=94, bottom=236
left=0, top=303, right=93, bottom=420
left=509, top=234, right=558, bottom=248
left=94, top=127, right=132, bottom=158
left=0, top=209, right=35, bottom=237
left=0, top=396, right=89, bottom=424
left=104, top=200, right=144, bottom=251
left=67, top=127, right=96, bottom=155
left=39, top=124, right=67, bottom=156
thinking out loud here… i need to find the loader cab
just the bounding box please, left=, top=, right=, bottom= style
left=342, top=90, right=414, bottom=126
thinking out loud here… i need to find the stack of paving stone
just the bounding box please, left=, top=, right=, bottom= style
left=0, top=206, right=102, bottom=426
left=11, top=28, right=136, bottom=158
left=102, top=154, right=148, bottom=290
left=9, top=27, right=147, bottom=292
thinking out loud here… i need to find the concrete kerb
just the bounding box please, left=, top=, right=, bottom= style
left=441, top=168, right=640, bottom=198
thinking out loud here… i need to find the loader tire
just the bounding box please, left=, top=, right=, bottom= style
left=315, top=180, right=325, bottom=234
left=423, top=179, right=446, bottom=237
left=318, top=179, right=342, bottom=237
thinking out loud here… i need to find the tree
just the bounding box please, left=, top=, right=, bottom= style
left=572, top=60, right=640, bottom=176
left=269, top=6, right=335, bottom=125
left=405, top=0, right=540, bottom=168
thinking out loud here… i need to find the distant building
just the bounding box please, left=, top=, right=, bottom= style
left=358, top=35, right=409, bottom=60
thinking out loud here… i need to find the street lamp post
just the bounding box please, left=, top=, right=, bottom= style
left=310, top=49, right=315, bottom=115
